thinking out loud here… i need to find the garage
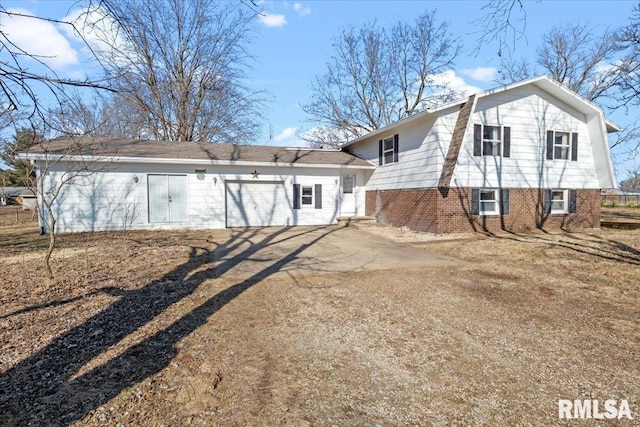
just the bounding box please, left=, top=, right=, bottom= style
left=225, top=181, right=290, bottom=227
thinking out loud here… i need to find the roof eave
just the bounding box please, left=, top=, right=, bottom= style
left=605, top=119, right=622, bottom=133
left=19, top=153, right=376, bottom=170
left=341, top=98, right=468, bottom=148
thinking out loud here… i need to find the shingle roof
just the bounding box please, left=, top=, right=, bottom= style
left=26, top=137, right=372, bottom=167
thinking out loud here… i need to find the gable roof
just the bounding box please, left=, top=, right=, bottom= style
left=19, top=137, right=374, bottom=169
left=343, top=75, right=620, bottom=148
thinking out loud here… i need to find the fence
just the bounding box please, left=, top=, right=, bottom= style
left=0, top=206, right=38, bottom=225
left=601, top=194, right=640, bottom=207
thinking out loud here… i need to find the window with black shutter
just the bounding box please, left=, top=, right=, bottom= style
left=473, top=124, right=510, bottom=157
left=471, top=188, right=504, bottom=216
left=546, top=130, right=578, bottom=161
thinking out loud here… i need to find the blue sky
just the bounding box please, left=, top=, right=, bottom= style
left=3, top=0, right=639, bottom=177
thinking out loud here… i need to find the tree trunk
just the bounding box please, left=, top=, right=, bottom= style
left=44, top=214, right=56, bottom=279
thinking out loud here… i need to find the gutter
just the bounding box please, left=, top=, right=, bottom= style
left=16, top=153, right=376, bottom=170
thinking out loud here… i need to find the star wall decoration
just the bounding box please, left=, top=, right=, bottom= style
left=251, top=170, right=260, bottom=179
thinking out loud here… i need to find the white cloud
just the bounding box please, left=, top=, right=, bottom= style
left=462, top=67, right=498, bottom=83
left=259, top=13, right=287, bottom=28
left=271, top=127, right=308, bottom=147
left=4, top=8, right=78, bottom=70
left=274, top=126, right=297, bottom=142
left=293, top=3, right=311, bottom=17
left=63, top=7, right=127, bottom=56
left=431, top=70, right=481, bottom=95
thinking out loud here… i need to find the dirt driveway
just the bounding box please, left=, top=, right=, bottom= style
left=0, top=224, right=638, bottom=426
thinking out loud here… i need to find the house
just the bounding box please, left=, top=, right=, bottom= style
left=0, top=187, right=36, bottom=210
left=19, top=75, right=618, bottom=234
left=343, top=75, right=618, bottom=233
left=19, top=140, right=374, bottom=233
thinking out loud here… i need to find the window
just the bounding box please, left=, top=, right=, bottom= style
left=378, top=134, right=398, bottom=165
left=342, top=175, right=355, bottom=194
left=547, top=131, right=578, bottom=161
left=479, top=189, right=498, bottom=214
left=472, top=188, right=510, bottom=216
left=483, top=126, right=501, bottom=156
left=550, top=189, right=567, bottom=214
left=554, top=132, right=570, bottom=160
left=293, top=184, right=323, bottom=210
left=473, top=124, right=511, bottom=157
left=301, top=186, right=313, bottom=206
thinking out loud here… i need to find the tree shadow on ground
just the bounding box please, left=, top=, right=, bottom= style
left=481, top=229, right=640, bottom=265
left=0, top=225, right=338, bottom=426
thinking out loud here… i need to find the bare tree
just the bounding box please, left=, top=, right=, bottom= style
left=302, top=10, right=460, bottom=145
left=614, top=3, right=640, bottom=108
left=17, top=126, right=107, bottom=279
left=0, top=6, right=113, bottom=129
left=499, top=23, right=621, bottom=102
left=473, top=0, right=527, bottom=56
left=476, top=1, right=640, bottom=155
left=82, top=0, right=263, bottom=142
left=52, top=92, right=151, bottom=139
left=619, top=167, right=640, bottom=192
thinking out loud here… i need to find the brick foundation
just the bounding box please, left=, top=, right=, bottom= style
left=365, top=188, right=601, bottom=234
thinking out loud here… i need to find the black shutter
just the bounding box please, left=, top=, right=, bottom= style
left=503, top=127, right=511, bottom=158
left=393, top=134, right=399, bottom=163
left=471, top=189, right=480, bottom=215
left=500, top=189, right=510, bottom=215
left=315, top=184, right=322, bottom=209
left=571, top=132, right=578, bottom=161
left=544, top=189, right=552, bottom=214
left=473, top=124, right=482, bottom=156
left=378, top=140, right=383, bottom=165
left=293, top=184, right=300, bottom=210
left=546, top=130, right=554, bottom=160
left=569, top=189, right=577, bottom=213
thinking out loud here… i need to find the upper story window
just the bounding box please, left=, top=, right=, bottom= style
left=483, top=126, right=502, bottom=156
left=378, top=134, right=399, bottom=165
left=547, top=130, right=578, bottom=161
left=554, top=132, right=570, bottom=159
left=473, top=124, right=511, bottom=158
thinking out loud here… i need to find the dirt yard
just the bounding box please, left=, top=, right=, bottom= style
left=0, top=218, right=638, bottom=426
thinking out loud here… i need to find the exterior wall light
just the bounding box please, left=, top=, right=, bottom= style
left=133, top=175, right=139, bottom=183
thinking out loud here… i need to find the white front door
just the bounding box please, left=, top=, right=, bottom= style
left=340, top=174, right=356, bottom=217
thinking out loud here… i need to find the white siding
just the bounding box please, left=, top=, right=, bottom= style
left=452, top=87, right=601, bottom=189
left=291, top=174, right=341, bottom=226
left=347, top=85, right=607, bottom=193
left=40, top=162, right=351, bottom=233
left=348, top=114, right=447, bottom=191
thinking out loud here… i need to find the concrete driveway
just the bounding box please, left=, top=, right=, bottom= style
left=212, top=225, right=461, bottom=281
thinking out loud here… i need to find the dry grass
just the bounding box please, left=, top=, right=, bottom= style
left=1, top=218, right=639, bottom=426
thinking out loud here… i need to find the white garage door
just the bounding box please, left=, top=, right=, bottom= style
left=226, top=181, right=289, bottom=227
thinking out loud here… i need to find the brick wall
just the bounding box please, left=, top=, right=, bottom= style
left=366, top=188, right=601, bottom=233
